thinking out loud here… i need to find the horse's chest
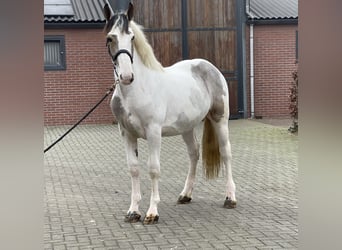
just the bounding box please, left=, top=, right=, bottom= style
left=111, top=96, right=144, bottom=137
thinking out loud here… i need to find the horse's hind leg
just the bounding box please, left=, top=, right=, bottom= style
left=211, top=119, right=237, bottom=208
left=178, top=129, right=200, bottom=204
left=123, top=132, right=142, bottom=223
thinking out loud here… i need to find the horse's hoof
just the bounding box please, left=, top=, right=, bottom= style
left=124, top=211, right=141, bottom=223
left=224, top=197, right=237, bottom=209
left=177, top=195, right=192, bottom=204
left=143, top=214, right=159, bottom=225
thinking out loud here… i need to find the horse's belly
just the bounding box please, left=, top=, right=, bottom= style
left=161, top=86, right=210, bottom=136
left=161, top=126, right=180, bottom=136
left=161, top=110, right=207, bottom=136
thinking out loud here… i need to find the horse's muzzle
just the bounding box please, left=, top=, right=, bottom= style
left=120, top=73, right=134, bottom=85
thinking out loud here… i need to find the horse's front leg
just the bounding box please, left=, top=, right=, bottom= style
left=143, top=125, right=162, bottom=224
left=123, top=132, right=142, bottom=223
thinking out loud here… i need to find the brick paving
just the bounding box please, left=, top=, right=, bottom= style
left=44, top=119, right=298, bottom=249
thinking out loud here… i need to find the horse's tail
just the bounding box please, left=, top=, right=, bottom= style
left=202, top=117, right=221, bottom=179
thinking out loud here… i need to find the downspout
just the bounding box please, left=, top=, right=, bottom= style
left=249, top=22, right=255, bottom=118
left=246, top=0, right=255, bottom=119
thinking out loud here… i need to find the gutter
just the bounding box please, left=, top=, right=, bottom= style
left=249, top=22, right=255, bottom=119
left=44, top=22, right=105, bottom=29
left=247, top=18, right=298, bottom=25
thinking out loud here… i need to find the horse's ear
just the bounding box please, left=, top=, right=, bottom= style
left=127, top=2, right=134, bottom=21
left=103, top=3, right=112, bottom=22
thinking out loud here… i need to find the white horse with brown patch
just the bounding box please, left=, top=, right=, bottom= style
left=103, top=2, right=236, bottom=224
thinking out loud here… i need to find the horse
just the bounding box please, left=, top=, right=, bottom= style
left=103, top=2, right=237, bottom=224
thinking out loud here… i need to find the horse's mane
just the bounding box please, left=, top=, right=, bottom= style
left=130, top=21, right=164, bottom=71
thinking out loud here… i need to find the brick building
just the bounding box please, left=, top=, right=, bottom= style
left=245, top=0, right=298, bottom=118
left=44, top=0, right=298, bottom=125
left=44, top=0, right=114, bottom=125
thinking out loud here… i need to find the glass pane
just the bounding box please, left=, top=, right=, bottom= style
left=44, top=41, right=61, bottom=66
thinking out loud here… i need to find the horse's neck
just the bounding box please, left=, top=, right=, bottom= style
left=132, top=52, right=148, bottom=79
left=132, top=51, right=163, bottom=86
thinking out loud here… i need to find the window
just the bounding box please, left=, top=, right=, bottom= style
left=44, top=36, right=66, bottom=70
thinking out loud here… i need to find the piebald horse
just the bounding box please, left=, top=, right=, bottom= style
left=103, top=2, right=236, bottom=224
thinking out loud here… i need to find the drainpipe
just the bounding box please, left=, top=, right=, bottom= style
left=249, top=21, right=255, bottom=119
left=246, top=0, right=255, bottom=119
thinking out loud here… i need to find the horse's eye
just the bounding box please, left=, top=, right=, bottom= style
left=107, top=37, right=112, bottom=44
left=131, top=36, right=135, bottom=41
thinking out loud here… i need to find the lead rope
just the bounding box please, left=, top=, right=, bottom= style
left=44, top=81, right=118, bottom=153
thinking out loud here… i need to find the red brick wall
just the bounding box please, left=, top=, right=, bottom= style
left=246, top=24, right=298, bottom=118
left=44, top=28, right=115, bottom=125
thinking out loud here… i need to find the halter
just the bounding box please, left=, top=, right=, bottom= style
left=112, top=49, right=133, bottom=64
left=108, top=46, right=134, bottom=79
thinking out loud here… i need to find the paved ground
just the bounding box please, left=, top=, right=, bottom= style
left=44, top=119, right=298, bottom=249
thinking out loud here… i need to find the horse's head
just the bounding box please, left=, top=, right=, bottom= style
left=103, top=2, right=135, bottom=85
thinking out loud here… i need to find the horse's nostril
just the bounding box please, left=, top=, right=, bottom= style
left=130, top=74, right=134, bottom=83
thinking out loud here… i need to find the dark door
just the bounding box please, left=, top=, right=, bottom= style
left=133, top=0, right=241, bottom=118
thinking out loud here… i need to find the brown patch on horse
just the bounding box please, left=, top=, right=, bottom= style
left=202, top=118, right=221, bottom=179
left=112, top=96, right=125, bottom=118
left=191, top=62, right=226, bottom=123
left=103, top=2, right=134, bottom=34
left=210, top=97, right=225, bottom=122
left=103, top=13, right=130, bottom=34
left=112, top=97, right=130, bottom=130
left=112, top=97, right=141, bottom=138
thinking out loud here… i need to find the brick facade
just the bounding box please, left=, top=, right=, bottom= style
left=246, top=24, right=298, bottom=118
left=44, top=28, right=115, bottom=125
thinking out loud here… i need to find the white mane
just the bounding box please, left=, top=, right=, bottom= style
left=130, top=21, right=164, bottom=72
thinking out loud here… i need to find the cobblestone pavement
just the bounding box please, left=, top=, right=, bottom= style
left=44, top=119, right=298, bottom=249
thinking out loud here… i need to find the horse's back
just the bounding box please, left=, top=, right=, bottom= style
left=166, top=58, right=229, bottom=108
left=166, top=58, right=228, bottom=95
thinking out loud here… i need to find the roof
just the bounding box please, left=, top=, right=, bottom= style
left=45, top=0, right=74, bottom=16
left=247, top=0, right=298, bottom=23
left=44, top=0, right=106, bottom=26
left=44, top=0, right=298, bottom=27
